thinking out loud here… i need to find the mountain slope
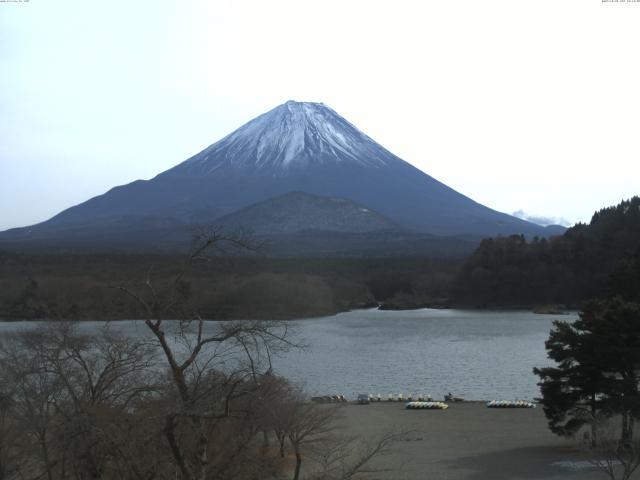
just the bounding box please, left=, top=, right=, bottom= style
left=0, top=101, right=560, bottom=252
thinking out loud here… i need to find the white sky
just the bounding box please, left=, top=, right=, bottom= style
left=1, top=0, right=639, bottom=230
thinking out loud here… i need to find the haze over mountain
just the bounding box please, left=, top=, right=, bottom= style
left=0, top=101, right=562, bottom=253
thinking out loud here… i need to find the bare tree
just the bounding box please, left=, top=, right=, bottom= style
left=254, top=375, right=299, bottom=458
left=0, top=327, right=65, bottom=480
left=0, top=322, right=163, bottom=480
left=0, top=379, right=22, bottom=480
left=48, top=324, right=160, bottom=480
left=282, top=388, right=408, bottom=480
left=115, top=230, right=296, bottom=480
left=285, top=393, right=342, bottom=480
left=308, top=430, right=406, bottom=480
left=581, top=418, right=640, bottom=480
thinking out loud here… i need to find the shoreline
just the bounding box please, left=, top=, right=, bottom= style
left=0, top=305, right=578, bottom=323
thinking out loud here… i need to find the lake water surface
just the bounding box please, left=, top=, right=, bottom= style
left=0, top=308, right=575, bottom=401
left=272, top=308, right=576, bottom=401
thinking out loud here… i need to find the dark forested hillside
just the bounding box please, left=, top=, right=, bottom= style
left=454, top=197, right=640, bottom=307
left=0, top=253, right=461, bottom=320
left=3, top=198, right=637, bottom=320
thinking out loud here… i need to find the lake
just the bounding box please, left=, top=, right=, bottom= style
left=273, top=308, right=576, bottom=401
left=0, top=308, right=575, bottom=401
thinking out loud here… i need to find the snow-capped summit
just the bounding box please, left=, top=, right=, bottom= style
left=170, top=101, right=398, bottom=175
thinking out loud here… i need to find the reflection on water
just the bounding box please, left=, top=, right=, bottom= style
left=0, top=308, right=575, bottom=401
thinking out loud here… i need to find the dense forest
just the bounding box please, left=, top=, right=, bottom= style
left=454, top=196, right=640, bottom=308
left=0, top=253, right=460, bottom=320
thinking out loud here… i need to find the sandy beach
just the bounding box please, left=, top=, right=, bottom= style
left=333, top=402, right=607, bottom=480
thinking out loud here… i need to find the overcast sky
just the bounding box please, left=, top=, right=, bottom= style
left=1, top=0, right=639, bottom=230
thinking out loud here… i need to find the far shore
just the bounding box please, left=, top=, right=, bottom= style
left=0, top=305, right=579, bottom=323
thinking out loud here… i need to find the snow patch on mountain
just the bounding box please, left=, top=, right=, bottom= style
left=172, top=101, right=402, bottom=175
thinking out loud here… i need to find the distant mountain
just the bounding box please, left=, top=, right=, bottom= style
left=0, top=100, right=562, bottom=253
left=215, top=191, right=399, bottom=235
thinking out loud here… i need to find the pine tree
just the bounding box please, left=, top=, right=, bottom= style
left=534, top=298, right=640, bottom=443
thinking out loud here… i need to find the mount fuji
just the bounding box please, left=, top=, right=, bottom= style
left=0, top=101, right=563, bottom=253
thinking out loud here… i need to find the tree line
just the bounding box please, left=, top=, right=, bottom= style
left=0, top=252, right=460, bottom=321
left=454, top=196, right=640, bottom=308
left=531, top=202, right=640, bottom=479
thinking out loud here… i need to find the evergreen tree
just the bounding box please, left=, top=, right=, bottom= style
left=534, top=298, right=640, bottom=443
left=608, top=251, right=640, bottom=302
left=533, top=316, right=607, bottom=444
left=583, top=298, right=640, bottom=441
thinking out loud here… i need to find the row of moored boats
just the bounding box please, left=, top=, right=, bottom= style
left=485, top=400, right=536, bottom=408
left=406, top=401, right=449, bottom=409
left=405, top=400, right=536, bottom=410
left=368, top=394, right=434, bottom=402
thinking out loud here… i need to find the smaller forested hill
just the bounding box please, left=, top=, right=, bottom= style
left=454, top=196, right=640, bottom=307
